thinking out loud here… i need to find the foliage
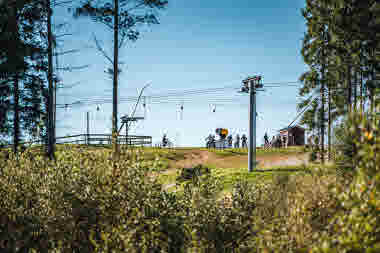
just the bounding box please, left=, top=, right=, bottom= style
left=312, top=109, right=380, bottom=253
left=178, top=173, right=259, bottom=252
left=1, top=110, right=380, bottom=252
left=242, top=170, right=337, bottom=252
left=71, top=0, right=168, bottom=158
left=299, top=0, right=380, bottom=162
left=0, top=0, right=47, bottom=150
left=0, top=146, right=267, bottom=252
left=0, top=146, right=188, bottom=252
left=176, top=164, right=211, bottom=182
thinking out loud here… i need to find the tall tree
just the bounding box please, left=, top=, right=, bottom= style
left=0, top=0, right=47, bottom=153
left=300, top=0, right=332, bottom=163
left=72, top=0, right=167, bottom=160
left=46, top=0, right=55, bottom=159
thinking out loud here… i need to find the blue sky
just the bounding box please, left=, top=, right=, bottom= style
left=54, top=0, right=309, bottom=147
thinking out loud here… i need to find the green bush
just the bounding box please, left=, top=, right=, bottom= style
left=0, top=146, right=262, bottom=252
left=312, top=110, right=380, bottom=253
left=2, top=112, right=378, bottom=253
left=252, top=171, right=338, bottom=252
left=0, top=147, right=188, bottom=252
left=178, top=173, right=259, bottom=252
left=333, top=116, right=358, bottom=176
left=176, top=164, right=211, bottom=182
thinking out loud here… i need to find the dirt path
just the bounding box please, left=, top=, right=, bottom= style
left=158, top=149, right=309, bottom=192
left=172, top=150, right=214, bottom=168
left=168, top=149, right=308, bottom=170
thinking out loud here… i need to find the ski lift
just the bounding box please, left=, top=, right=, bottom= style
left=179, top=102, right=184, bottom=120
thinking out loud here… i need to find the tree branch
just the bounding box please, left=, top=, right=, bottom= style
left=57, top=64, right=90, bottom=72
left=55, top=33, right=73, bottom=38
left=53, top=49, right=80, bottom=56
left=53, top=0, right=74, bottom=7
left=92, top=33, right=113, bottom=64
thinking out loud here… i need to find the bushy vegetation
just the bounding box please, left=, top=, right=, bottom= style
left=311, top=110, right=380, bottom=253
left=0, top=111, right=379, bottom=252
left=176, top=164, right=211, bottom=182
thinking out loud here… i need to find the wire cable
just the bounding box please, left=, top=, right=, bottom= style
left=286, top=90, right=320, bottom=129
left=57, top=81, right=304, bottom=108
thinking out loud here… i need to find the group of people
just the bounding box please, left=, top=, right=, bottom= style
left=263, top=132, right=290, bottom=148
left=205, top=134, right=248, bottom=149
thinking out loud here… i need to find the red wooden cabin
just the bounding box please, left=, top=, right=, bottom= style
left=278, top=125, right=305, bottom=146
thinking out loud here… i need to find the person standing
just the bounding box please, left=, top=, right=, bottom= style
left=241, top=134, right=247, bottom=148
left=264, top=132, right=269, bottom=146
left=162, top=134, right=168, bottom=147
left=205, top=134, right=212, bottom=148
left=234, top=134, right=240, bottom=148
left=284, top=134, right=288, bottom=148
left=211, top=135, right=216, bottom=148
left=227, top=135, right=233, bottom=148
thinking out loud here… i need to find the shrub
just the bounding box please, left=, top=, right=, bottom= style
left=178, top=173, right=259, bottom=252
left=0, top=146, right=189, bottom=252
left=0, top=147, right=264, bottom=252
left=176, top=164, right=211, bottom=182
left=312, top=109, right=380, bottom=252
left=252, top=171, right=338, bottom=252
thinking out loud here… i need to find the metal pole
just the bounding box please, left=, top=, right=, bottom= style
left=87, top=111, right=90, bottom=145
left=249, top=80, right=256, bottom=172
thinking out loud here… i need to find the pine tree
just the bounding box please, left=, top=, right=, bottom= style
left=0, top=0, right=48, bottom=152
left=72, top=0, right=168, bottom=160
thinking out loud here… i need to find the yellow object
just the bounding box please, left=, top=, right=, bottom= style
left=364, top=131, right=373, bottom=140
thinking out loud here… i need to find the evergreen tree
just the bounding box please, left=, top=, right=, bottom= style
left=0, top=0, right=47, bottom=152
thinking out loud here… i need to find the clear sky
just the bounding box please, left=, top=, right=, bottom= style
left=54, top=0, right=309, bottom=147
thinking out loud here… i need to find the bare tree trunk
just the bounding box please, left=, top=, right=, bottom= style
left=321, top=78, right=325, bottom=164
left=328, top=84, right=331, bottom=161
left=11, top=5, right=20, bottom=154
left=347, top=63, right=352, bottom=114
left=112, top=0, right=119, bottom=161
left=360, top=69, right=364, bottom=115
left=320, top=50, right=326, bottom=164
left=47, top=0, right=55, bottom=159
left=353, top=68, right=357, bottom=112
left=13, top=74, right=20, bottom=154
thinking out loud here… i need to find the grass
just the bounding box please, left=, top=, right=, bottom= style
left=159, top=164, right=311, bottom=194
left=4, top=144, right=311, bottom=195
left=201, top=146, right=307, bottom=157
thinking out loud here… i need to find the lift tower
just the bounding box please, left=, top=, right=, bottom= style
left=240, top=76, right=263, bottom=172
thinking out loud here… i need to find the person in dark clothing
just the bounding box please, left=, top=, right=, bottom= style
left=264, top=132, right=269, bottom=145
left=227, top=135, right=233, bottom=148
left=162, top=134, right=168, bottom=147
left=205, top=134, right=213, bottom=148
left=208, top=134, right=216, bottom=148
left=234, top=134, right=240, bottom=148
left=241, top=134, right=247, bottom=148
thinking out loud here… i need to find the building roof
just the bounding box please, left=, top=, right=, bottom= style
left=278, top=125, right=305, bottom=132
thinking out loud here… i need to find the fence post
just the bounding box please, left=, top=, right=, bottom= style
left=86, top=112, right=90, bottom=145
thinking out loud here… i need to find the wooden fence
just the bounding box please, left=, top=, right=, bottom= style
left=1, top=134, right=152, bottom=149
